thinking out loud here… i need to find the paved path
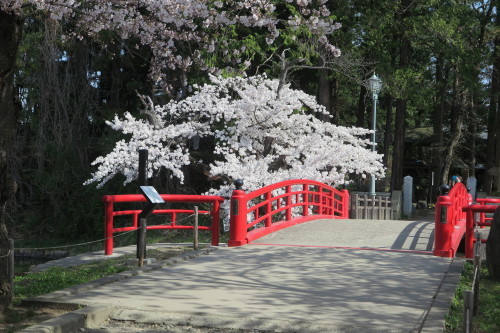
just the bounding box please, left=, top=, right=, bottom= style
left=23, top=218, right=463, bottom=333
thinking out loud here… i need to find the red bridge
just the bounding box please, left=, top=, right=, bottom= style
left=102, top=179, right=498, bottom=258
left=434, top=182, right=499, bottom=258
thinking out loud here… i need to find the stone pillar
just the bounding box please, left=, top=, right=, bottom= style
left=391, top=191, right=402, bottom=220
left=403, top=176, right=413, bottom=217
left=466, top=176, right=477, bottom=201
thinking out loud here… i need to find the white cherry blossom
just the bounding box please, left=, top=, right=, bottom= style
left=85, top=75, right=385, bottom=197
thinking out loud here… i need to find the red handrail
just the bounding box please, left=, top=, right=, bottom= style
left=434, top=183, right=471, bottom=257
left=103, top=194, right=225, bottom=255
left=462, top=204, right=499, bottom=258
left=476, top=198, right=500, bottom=224
left=228, top=179, right=349, bottom=246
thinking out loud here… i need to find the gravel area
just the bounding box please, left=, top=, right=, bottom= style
left=83, top=320, right=274, bottom=332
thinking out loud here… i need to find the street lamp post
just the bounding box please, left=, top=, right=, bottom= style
left=368, top=73, right=382, bottom=197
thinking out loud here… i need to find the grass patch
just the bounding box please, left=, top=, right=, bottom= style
left=2, top=246, right=195, bottom=332
left=12, top=247, right=195, bottom=305
left=13, top=256, right=132, bottom=304
left=445, top=261, right=500, bottom=332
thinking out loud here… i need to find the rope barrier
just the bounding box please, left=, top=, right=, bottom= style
left=16, top=228, right=139, bottom=251
left=14, top=212, right=199, bottom=251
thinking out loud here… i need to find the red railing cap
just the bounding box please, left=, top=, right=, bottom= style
left=102, top=194, right=225, bottom=204
left=462, top=204, right=499, bottom=212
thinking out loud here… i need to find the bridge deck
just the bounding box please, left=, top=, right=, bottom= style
left=27, top=217, right=462, bottom=333
left=254, top=218, right=435, bottom=252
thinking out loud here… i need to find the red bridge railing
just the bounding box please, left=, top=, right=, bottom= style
left=476, top=198, right=500, bottom=224
left=103, top=194, right=224, bottom=255
left=434, top=184, right=500, bottom=258
left=228, top=179, right=349, bottom=246
left=434, top=183, right=471, bottom=257
left=462, top=198, right=500, bottom=258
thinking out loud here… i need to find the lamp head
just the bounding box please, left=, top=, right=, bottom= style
left=369, top=73, right=383, bottom=96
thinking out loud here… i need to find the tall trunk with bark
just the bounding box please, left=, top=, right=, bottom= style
left=318, top=68, right=331, bottom=122
left=391, top=55, right=410, bottom=189
left=0, top=10, right=22, bottom=313
left=331, top=78, right=340, bottom=124
left=390, top=0, right=412, bottom=191
left=356, top=84, right=367, bottom=128
left=468, top=101, right=477, bottom=178
left=432, top=55, right=446, bottom=189
left=486, top=33, right=500, bottom=194
left=392, top=97, right=406, bottom=190
left=383, top=94, right=393, bottom=168
left=442, top=72, right=466, bottom=184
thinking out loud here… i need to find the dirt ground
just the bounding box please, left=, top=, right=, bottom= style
left=0, top=304, right=71, bottom=332
left=1, top=246, right=197, bottom=332
left=1, top=306, right=273, bottom=333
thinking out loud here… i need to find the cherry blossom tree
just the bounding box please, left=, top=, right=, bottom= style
left=0, top=0, right=342, bottom=310
left=84, top=75, right=385, bottom=197
left=1, top=0, right=341, bottom=94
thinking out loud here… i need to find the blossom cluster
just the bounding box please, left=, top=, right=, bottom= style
left=3, top=0, right=342, bottom=89
left=84, top=75, right=385, bottom=198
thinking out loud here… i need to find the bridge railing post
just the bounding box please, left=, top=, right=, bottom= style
left=211, top=200, right=221, bottom=246
left=434, top=185, right=453, bottom=257
left=229, top=179, right=248, bottom=247
left=265, top=191, right=272, bottom=227
left=302, top=184, right=309, bottom=216
left=341, top=189, right=349, bottom=218
left=103, top=197, right=114, bottom=255
left=285, top=185, right=292, bottom=221
left=464, top=207, right=475, bottom=259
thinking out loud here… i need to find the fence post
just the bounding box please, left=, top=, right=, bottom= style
left=363, top=194, right=368, bottom=219
left=228, top=179, right=248, bottom=247
left=463, top=290, right=474, bottom=333
left=434, top=185, right=453, bottom=257
left=384, top=197, right=390, bottom=220
left=8, top=238, right=14, bottom=303
left=473, top=233, right=481, bottom=315
left=194, top=206, right=199, bottom=250
left=351, top=193, right=357, bottom=218
left=371, top=195, right=376, bottom=219
left=137, top=149, right=148, bottom=266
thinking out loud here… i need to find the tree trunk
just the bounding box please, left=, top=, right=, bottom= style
left=441, top=72, right=466, bottom=184
left=390, top=0, right=412, bottom=191
left=383, top=94, right=393, bottom=169
left=487, top=206, right=500, bottom=279
left=485, top=34, right=500, bottom=193
left=432, top=55, right=446, bottom=189
left=355, top=84, right=367, bottom=128
left=391, top=97, right=406, bottom=190
left=0, top=10, right=23, bottom=313
left=331, top=77, right=340, bottom=124
left=317, top=67, right=331, bottom=122
left=468, top=102, right=476, bottom=178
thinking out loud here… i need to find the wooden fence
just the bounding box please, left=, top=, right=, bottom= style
left=349, top=194, right=393, bottom=220
left=463, top=232, right=482, bottom=333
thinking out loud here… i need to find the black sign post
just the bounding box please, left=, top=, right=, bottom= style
left=137, top=149, right=148, bottom=266
left=137, top=185, right=164, bottom=267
